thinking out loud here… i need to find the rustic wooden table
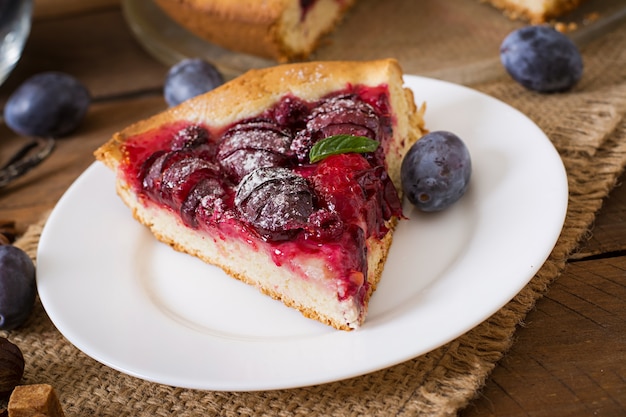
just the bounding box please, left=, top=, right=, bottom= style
left=0, top=4, right=624, bottom=416
left=461, top=179, right=626, bottom=416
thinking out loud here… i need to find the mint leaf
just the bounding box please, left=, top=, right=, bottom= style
left=309, top=135, right=379, bottom=163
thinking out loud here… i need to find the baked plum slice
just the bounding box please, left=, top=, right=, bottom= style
left=217, top=120, right=294, bottom=181
left=235, top=167, right=315, bottom=241
left=181, top=177, right=227, bottom=228
left=273, top=95, right=310, bottom=128
left=171, top=124, right=211, bottom=150
left=160, top=156, right=221, bottom=208
left=291, top=95, right=381, bottom=162
left=140, top=148, right=223, bottom=215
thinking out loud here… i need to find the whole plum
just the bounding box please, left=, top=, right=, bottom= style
left=401, top=131, right=471, bottom=212
left=164, top=58, right=224, bottom=107
left=0, top=245, right=36, bottom=330
left=500, top=25, right=583, bottom=93
left=4, top=72, right=90, bottom=137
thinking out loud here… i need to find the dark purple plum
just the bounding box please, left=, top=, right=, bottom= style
left=4, top=72, right=90, bottom=138
left=0, top=245, right=36, bottom=330
left=500, top=25, right=583, bottom=93
left=164, top=58, right=224, bottom=107
left=401, top=131, right=471, bottom=212
left=0, top=337, right=24, bottom=397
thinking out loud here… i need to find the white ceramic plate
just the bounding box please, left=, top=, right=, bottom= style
left=37, top=76, right=568, bottom=391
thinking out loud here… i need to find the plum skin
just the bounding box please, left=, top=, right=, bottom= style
left=401, top=131, right=471, bottom=212
left=3, top=72, right=91, bottom=138
left=0, top=245, right=36, bottom=330
left=500, top=25, right=583, bottom=93
left=164, top=58, right=224, bottom=107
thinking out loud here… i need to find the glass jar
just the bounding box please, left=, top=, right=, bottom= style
left=0, top=0, right=33, bottom=86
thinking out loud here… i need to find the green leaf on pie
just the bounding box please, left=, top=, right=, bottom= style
left=308, top=135, right=379, bottom=163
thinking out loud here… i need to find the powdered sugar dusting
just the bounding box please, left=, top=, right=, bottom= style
left=235, top=167, right=315, bottom=240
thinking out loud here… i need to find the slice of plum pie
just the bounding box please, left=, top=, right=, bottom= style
left=95, top=59, right=426, bottom=330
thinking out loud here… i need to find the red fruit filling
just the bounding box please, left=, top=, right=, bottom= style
left=119, top=85, right=402, bottom=302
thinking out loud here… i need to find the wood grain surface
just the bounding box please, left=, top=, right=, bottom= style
left=461, top=171, right=626, bottom=417
left=33, top=0, right=120, bottom=19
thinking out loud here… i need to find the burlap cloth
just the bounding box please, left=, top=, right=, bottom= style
left=4, top=16, right=626, bottom=417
